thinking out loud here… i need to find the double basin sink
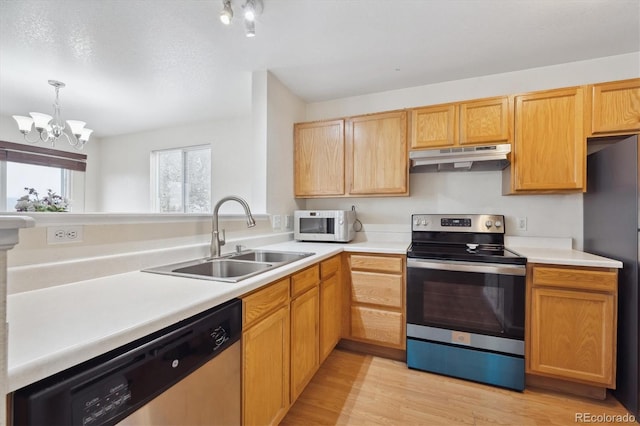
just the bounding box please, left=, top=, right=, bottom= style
left=143, top=249, right=315, bottom=282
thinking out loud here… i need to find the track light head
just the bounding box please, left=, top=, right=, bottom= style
left=220, top=0, right=233, bottom=25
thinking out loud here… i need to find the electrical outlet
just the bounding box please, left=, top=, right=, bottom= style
left=47, top=225, right=84, bottom=244
left=284, top=215, right=293, bottom=230
left=516, top=217, right=528, bottom=231
left=272, top=215, right=282, bottom=230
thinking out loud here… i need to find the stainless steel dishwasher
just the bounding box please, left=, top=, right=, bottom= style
left=11, top=298, right=242, bottom=426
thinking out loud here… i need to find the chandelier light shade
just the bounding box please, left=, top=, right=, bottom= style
left=219, top=0, right=263, bottom=37
left=12, top=80, right=92, bottom=150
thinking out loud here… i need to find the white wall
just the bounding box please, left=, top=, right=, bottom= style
left=265, top=71, right=307, bottom=218
left=304, top=53, right=640, bottom=249
left=97, top=116, right=255, bottom=213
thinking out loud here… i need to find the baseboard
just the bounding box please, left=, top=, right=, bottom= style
left=526, top=373, right=608, bottom=400
left=337, top=339, right=406, bottom=362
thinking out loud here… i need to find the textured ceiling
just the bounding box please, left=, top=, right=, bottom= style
left=0, top=0, right=639, bottom=137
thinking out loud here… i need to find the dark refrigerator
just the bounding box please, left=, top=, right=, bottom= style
left=584, top=134, right=639, bottom=418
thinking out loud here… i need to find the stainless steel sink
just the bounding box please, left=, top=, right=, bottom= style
left=228, top=250, right=312, bottom=263
left=173, top=259, right=273, bottom=278
left=142, top=249, right=314, bottom=282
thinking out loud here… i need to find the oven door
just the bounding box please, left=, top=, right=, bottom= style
left=406, top=258, right=525, bottom=342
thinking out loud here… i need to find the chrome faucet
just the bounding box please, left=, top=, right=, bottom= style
left=211, top=196, right=256, bottom=258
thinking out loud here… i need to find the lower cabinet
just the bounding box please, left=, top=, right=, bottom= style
left=345, top=253, right=406, bottom=349
left=319, top=255, right=342, bottom=362
left=290, top=285, right=320, bottom=402
left=242, top=257, right=342, bottom=423
left=242, top=278, right=290, bottom=426
left=527, top=264, right=618, bottom=390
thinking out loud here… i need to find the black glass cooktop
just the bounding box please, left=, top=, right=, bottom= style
left=407, top=243, right=527, bottom=265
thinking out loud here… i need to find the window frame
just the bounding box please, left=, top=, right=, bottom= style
left=150, top=144, right=212, bottom=213
left=0, top=140, right=86, bottom=212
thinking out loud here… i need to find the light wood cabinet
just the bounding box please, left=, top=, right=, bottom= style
left=289, top=266, right=320, bottom=403
left=294, top=119, right=345, bottom=197
left=510, top=87, right=585, bottom=192
left=588, top=78, right=640, bottom=136
left=346, top=253, right=405, bottom=349
left=319, top=255, right=342, bottom=363
left=410, top=104, right=456, bottom=148
left=294, top=111, right=408, bottom=198
left=242, top=279, right=290, bottom=426
left=527, top=264, right=618, bottom=389
left=410, top=96, right=511, bottom=149
left=459, top=96, right=510, bottom=145
left=347, top=111, right=408, bottom=195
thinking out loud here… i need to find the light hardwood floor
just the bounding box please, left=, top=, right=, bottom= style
left=281, top=349, right=634, bottom=425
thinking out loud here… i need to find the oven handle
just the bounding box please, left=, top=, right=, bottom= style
left=407, top=258, right=526, bottom=276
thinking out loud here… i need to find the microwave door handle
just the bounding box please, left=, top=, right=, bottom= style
left=407, top=258, right=526, bottom=276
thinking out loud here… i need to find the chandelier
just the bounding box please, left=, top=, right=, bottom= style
left=219, top=0, right=264, bottom=37
left=12, top=80, right=93, bottom=150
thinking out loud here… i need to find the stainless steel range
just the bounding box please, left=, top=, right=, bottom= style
left=406, top=214, right=527, bottom=391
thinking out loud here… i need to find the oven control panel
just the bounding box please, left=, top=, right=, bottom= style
left=412, top=214, right=505, bottom=233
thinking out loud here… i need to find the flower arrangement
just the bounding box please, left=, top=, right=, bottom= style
left=15, top=187, right=69, bottom=212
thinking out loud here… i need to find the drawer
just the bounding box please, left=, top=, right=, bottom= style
left=532, top=265, right=617, bottom=292
left=351, top=271, right=403, bottom=308
left=350, top=254, right=403, bottom=273
left=243, top=278, right=290, bottom=328
left=320, top=255, right=341, bottom=279
left=350, top=306, right=404, bottom=347
left=291, top=264, right=320, bottom=297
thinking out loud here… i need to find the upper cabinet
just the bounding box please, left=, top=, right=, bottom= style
left=410, top=96, right=511, bottom=149
left=459, top=97, right=511, bottom=145
left=588, top=78, right=640, bottom=136
left=410, top=104, right=456, bottom=149
left=347, top=111, right=408, bottom=196
left=294, top=119, right=345, bottom=197
left=294, top=111, right=408, bottom=198
left=509, top=87, right=585, bottom=193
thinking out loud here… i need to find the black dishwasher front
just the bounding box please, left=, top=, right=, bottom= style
left=11, top=298, right=242, bottom=426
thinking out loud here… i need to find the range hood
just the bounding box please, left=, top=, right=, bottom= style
left=409, top=143, right=511, bottom=173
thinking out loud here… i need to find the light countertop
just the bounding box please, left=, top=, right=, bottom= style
left=6, top=237, right=622, bottom=392
left=7, top=240, right=407, bottom=392
left=508, top=246, right=623, bottom=268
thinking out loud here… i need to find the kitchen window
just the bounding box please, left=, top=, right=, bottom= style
left=151, top=145, right=211, bottom=213
left=0, top=141, right=86, bottom=212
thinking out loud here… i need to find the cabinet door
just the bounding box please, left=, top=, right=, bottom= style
left=348, top=111, right=408, bottom=195
left=513, top=88, right=585, bottom=191
left=591, top=79, right=640, bottom=135
left=243, top=306, right=290, bottom=426
left=529, top=287, right=615, bottom=386
left=350, top=306, right=404, bottom=347
left=290, top=286, right=319, bottom=402
left=294, top=120, right=345, bottom=197
left=459, top=96, right=510, bottom=145
left=320, top=273, right=342, bottom=363
left=410, top=105, right=456, bottom=149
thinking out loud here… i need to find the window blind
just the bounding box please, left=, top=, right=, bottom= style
left=0, top=140, right=87, bottom=172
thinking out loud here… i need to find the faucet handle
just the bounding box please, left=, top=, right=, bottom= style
left=219, top=229, right=226, bottom=246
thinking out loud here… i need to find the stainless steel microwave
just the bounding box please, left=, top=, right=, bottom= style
left=294, top=210, right=356, bottom=242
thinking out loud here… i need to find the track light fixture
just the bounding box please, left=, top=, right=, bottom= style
left=219, top=0, right=233, bottom=25
left=243, top=0, right=256, bottom=21
left=218, top=0, right=263, bottom=37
